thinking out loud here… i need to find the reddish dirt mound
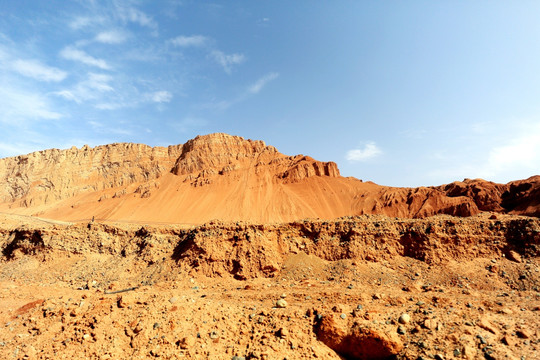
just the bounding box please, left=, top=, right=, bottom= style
left=0, top=133, right=538, bottom=224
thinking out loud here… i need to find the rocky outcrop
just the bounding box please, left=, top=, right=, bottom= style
left=0, top=143, right=182, bottom=207
left=171, top=133, right=339, bottom=185
left=1, top=215, right=538, bottom=280
left=315, top=314, right=403, bottom=360
left=0, top=133, right=538, bottom=223
left=437, top=176, right=540, bottom=217
left=171, top=133, right=276, bottom=176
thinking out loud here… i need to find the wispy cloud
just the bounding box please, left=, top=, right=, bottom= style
left=115, top=4, right=157, bottom=32
left=210, top=50, right=245, bottom=73
left=60, top=47, right=110, bottom=70
left=0, top=84, right=62, bottom=123
left=169, top=35, right=208, bottom=47
left=55, top=72, right=114, bottom=104
left=87, top=120, right=133, bottom=135
left=69, top=16, right=105, bottom=30
left=11, top=59, right=67, bottom=82
left=481, top=123, right=540, bottom=178
left=249, top=72, right=279, bottom=94
left=346, top=142, right=382, bottom=162
left=95, top=30, right=128, bottom=44
left=150, top=90, right=172, bottom=103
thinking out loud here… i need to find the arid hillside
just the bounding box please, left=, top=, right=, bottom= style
left=0, top=133, right=538, bottom=224
left=0, top=212, right=538, bottom=359
left=0, top=134, right=538, bottom=359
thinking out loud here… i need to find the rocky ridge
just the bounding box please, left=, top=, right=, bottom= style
left=0, top=132, right=538, bottom=223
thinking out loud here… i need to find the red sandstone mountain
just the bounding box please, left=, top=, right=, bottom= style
left=0, top=133, right=538, bottom=223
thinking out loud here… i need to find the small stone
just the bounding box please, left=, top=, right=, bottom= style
left=423, top=318, right=438, bottom=330
left=277, top=328, right=289, bottom=338
left=463, top=345, right=476, bottom=360
left=117, top=296, right=128, bottom=308
left=231, top=356, right=246, bottom=360
left=516, top=329, right=531, bottom=339
left=340, top=314, right=346, bottom=319
left=397, top=326, right=406, bottom=335
left=356, top=304, right=363, bottom=310
left=276, top=299, right=288, bottom=308
left=82, top=333, right=91, bottom=341
left=134, top=323, right=143, bottom=334
left=477, top=318, right=498, bottom=335
left=434, top=354, right=444, bottom=360
left=501, top=335, right=514, bottom=346
left=169, top=296, right=178, bottom=304
left=506, top=250, right=522, bottom=263
left=398, top=313, right=411, bottom=324
left=177, top=336, right=195, bottom=349
left=477, top=334, right=487, bottom=344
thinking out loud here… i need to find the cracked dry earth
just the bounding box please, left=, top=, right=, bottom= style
left=0, top=213, right=538, bottom=360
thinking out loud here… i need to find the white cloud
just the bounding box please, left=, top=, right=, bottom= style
left=150, top=90, right=172, bottom=103
left=210, top=50, right=245, bottom=73
left=0, top=85, right=62, bottom=123
left=249, top=72, right=279, bottom=94
left=69, top=16, right=104, bottom=30
left=94, top=102, right=126, bottom=110
left=95, top=30, right=128, bottom=44
left=481, top=123, right=540, bottom=178
left=170, top=35, right=208, bottom=47
left=346, top=142, right=382, bottom=162
left=11, top=59, right=67, bottom=82
left=87, top=120, right=133, bottom=135
left=60, top=47, right=110, bottom=70
left=55, top=72, right=114, bottom=103
left=115, top=5, right=156, bottom=30
left=86, top=73, right=114, bottom=92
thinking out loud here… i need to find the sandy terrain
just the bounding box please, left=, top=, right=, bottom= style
left=0, top=213, right=538, bottom=359
left=0, top=134, right=538, bottom=359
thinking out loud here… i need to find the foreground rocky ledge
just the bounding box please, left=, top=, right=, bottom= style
left=0, top=213, right=538, bottom=359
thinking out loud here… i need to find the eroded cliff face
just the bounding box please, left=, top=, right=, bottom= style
left=0, top=133, right=537, bottom=223
left=0, top=143, right=183, bottom=208
left=437, top=176, right=540, bottom=217
left=1, top=214, right=538, bottom=279
left=171, top=133, right=340, bottom=186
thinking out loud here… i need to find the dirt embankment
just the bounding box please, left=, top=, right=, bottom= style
left=1, top=214, right=538, bottom=280
left=0, top=214, right=539, bottom=359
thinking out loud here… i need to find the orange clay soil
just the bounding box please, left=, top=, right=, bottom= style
left=0, top=212, right=538, bottom=359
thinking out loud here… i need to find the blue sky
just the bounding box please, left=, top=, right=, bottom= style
left=1, top=1, right=539, bottom=186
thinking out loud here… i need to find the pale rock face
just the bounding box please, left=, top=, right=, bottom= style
left=0, top=143, right=183, bottom=207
